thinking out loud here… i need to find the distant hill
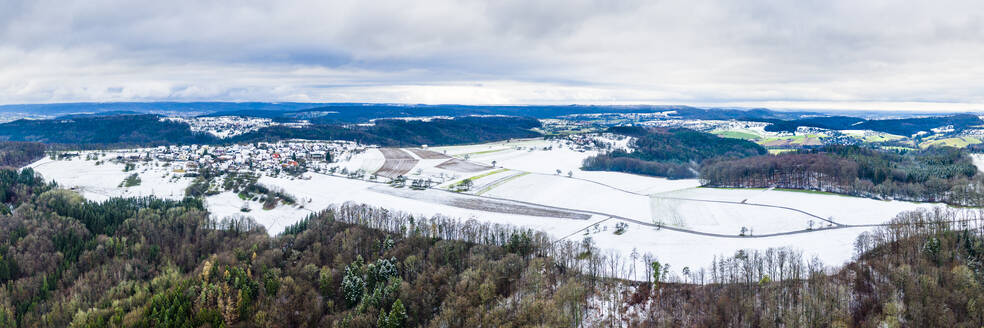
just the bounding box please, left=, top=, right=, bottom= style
left=6, top=101, right=968, bottom=127
left=763, top=113, right=983, bottom=136
left=0, top=114, right=542, bottom=148
left=0, top=102, right=326, bottom=116
left=0, top=114, right=215, bottom=146
left=582, top=127, right=767, bottom=179
left=53, top=110, right=144, bottom=119
left=2, top=103, right=979, bottom=147
left=202, top=103, right=823, bottom=124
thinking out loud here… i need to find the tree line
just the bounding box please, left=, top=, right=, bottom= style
left=762, top=113, right=984, bottom=136
left=0, top=142, right=46, bottom=168
left=621, top=207, right=984, bottom=327
left=700, top=145, right=984, bottom=205
left=582, top=126, right=766, bottom=179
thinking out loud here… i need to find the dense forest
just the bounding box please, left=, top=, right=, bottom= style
left=0, top=142, right=45, bottom=168
left=763, top=113, right=983, bottom=136
left=237, top=116, right=542, bottom=147
left=0, top=163, right=981, bottom=326
left=0, top=115, right=215, bottom=147
left=582, top=126, right=766, bottom=179
left=700, top=145, right=984, bottom=205
left=0, top=115, right=542, bottom=149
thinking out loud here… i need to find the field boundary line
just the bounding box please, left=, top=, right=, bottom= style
left=475, top=172, right=529, bottom=195
left=526, top=171, right=842, bottom=226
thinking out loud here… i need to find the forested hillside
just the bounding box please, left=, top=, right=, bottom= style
left=0, top=115, right=215, bottom=147
left=0, top=142, right=45, bottom=168
left=763, top=113, right=984, bottom=136
left=700, top=145, right=983, bottom=205
left=0, top=165, right=982, bottom=326
left=582, top=127, right=766, bottom=179
left=236, top=116, right=542, bottom=147
left=0, top=114, right=541, bottom=149
left=0, top=188, right=590, bottom=326
left=0, top=163, right=590, bottom=326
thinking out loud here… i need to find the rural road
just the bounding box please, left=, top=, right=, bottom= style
left=525, top=171, right=843, bottom=226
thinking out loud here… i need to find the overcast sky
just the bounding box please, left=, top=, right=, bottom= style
left=1, top=0, right=983, bottom=110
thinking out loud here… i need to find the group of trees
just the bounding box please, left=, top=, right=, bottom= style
left=583, top=127, right=766, bottom=179
left=0, top=167, right=53, bottom=214
left=700, top=145, right=984, bottom=205
left=0, top=142, right=45, bottom=168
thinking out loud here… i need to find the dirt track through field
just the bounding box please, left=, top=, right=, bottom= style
left=374, top=148, right=418, bottom=178
left=369, top=185, right=592, bottom=220
left=435, top=158, right=493, bottom=173
left=406, top=148, right=451, bottom=159
left=522, top=172, right=842, bottom=226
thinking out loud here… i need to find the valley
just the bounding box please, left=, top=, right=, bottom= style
left=28, top=134, right=947, bottom=277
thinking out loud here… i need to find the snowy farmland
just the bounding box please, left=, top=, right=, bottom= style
left=28, top=151, right=192, bottom=202
left=27, top=140, right=951, bottom=279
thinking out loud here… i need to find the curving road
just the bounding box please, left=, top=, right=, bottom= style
left=525, top=171, right=843, bottom=226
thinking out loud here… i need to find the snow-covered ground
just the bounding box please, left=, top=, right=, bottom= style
left=26, top=142, right=954, bottom=280
left=249, top=174, right=596, bottom=237
left=483, top=173, right=653, bottom=220
left=432, top=138, right=701, bottom=194
left=29, top=152, right=191, bottom=202
left=657, top=187, right=935, bottom=226
left=337, top=148, right=386, bottom=173
left=972, top=154, right=984, bottom=173
left=582, top=218, right=875, bottom=280
left=205, top=191, right=314, bottom=234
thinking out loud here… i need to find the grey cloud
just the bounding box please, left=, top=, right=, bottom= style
left=0, top=0, right=982, bottom=109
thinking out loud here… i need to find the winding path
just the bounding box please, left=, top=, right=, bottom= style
left=524, top=171, right=843, bottom=226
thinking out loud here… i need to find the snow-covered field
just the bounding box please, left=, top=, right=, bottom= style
left=584, top=220, right=875, bottom=280
left=657, top=187, right=935, bottom=226
left=483, top=173, right=653, bottom=220
left=431, top=138, right=701, bottom=193
left=27, top=141, right=954, bottom=280
left=252, top=174, right=596, bottom=237
left=29, top=153, right=191, bottom=202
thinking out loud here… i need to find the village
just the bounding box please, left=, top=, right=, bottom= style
left=55, top=139, right=364, bottom=180
left=162, top=115, right=312, bottom=138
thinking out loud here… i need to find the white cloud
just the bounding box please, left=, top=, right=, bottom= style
left=1, top=0, right=983, bottom=110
